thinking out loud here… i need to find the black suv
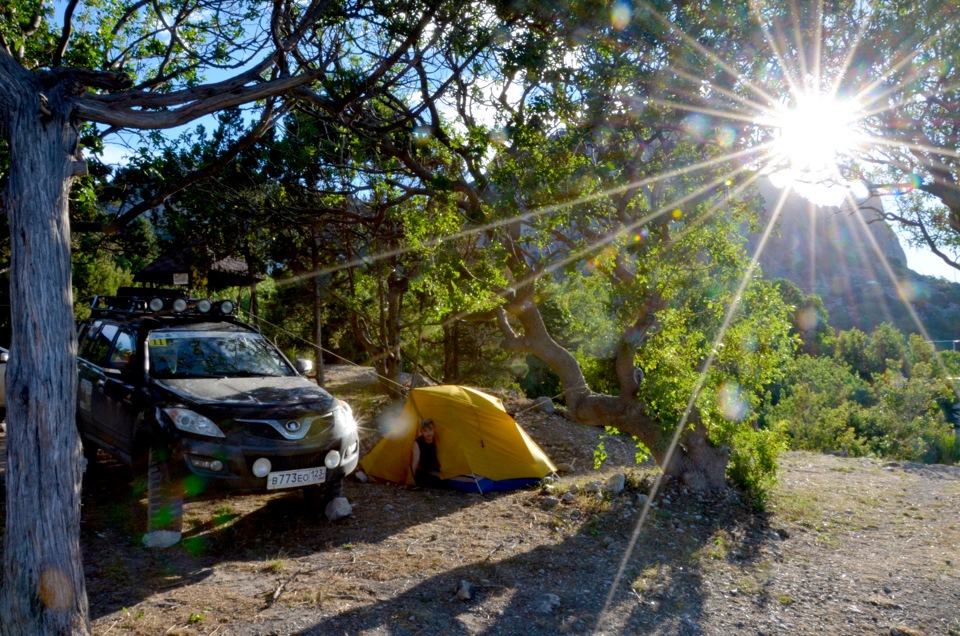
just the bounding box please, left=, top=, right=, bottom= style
left=76, top=288, right=359, bottom=547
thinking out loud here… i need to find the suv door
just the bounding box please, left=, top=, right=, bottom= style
left=96, top=328, right=140, bottom=458
left=78, top=321, right=115, bottom=447
left=78, top=323, right=139, bottom=459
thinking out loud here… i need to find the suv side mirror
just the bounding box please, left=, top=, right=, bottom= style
left=295, top=359, right=314, bottom=375
left=0, top=351, right=8, bottom=363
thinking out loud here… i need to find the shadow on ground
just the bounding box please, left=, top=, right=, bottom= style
left=278, top=485, right=773, bottom=635
left=78, top=452, right=490, bottom=620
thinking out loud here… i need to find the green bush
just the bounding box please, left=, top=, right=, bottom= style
left=922, top=429, right=960, bottom=465
left=726, top=423, right=787, bottom=511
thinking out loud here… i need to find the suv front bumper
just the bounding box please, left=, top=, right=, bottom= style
left=173, top=430, right=360, bottom=494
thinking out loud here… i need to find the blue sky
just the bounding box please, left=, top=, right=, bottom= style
left=903, top=243, right=960, bottom=282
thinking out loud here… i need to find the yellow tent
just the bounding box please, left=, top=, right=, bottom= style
left=359, top=385, right=556, bottom=492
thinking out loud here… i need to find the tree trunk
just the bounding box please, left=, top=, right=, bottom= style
left=310, top=239, right=325, bottom=387
left=442, top=320, right=458, bottom=382
left=314, top=272, right=325, bottom=388
left=249, top=282, right=260, bottom=329
left=496, top=296, right=728, bottom=492
left=0, top=68, right=90, bottom=633
left=377, top=269, right=404, bottom=394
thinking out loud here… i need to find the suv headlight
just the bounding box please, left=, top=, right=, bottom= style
left=163, top=407, right=225, bottom=438
left=334, top=400, right=357, bottom=431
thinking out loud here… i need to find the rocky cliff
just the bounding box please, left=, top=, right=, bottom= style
left=745, top=178, right=960, bottom=341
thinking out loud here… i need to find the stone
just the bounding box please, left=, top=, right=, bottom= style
left=534, top=396, right=555, bottom=413
left=354, top=471, right=368, bottom=483
left=637, top=494, right=650, bottom=506
left=535, top=593, right=562, bottom=614
left=540, top=497, right=561, bottom=510
left=605, top=473, right=626, bottom=495
left=455, top=580, right=475, bottom=601
left=142, top=530, right=181, bottom=549
left=561, top=492, right=575, bottom=504
left=325, top=496, right=353, bottom=521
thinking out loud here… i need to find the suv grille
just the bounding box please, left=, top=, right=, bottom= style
left=220, top=414, right=335, bottom=443
left=259, top=452, right=328, bottom=472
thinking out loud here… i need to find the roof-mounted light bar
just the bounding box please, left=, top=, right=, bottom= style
left=91, top=290, right=238, bottom=317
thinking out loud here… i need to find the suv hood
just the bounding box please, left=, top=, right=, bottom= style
left=154, top=376, right=336, bottom=411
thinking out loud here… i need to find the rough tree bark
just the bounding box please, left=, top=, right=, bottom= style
left=495, top=291, right=728, bottom=492
left=0, top=59, right=90, bottom=634
left=312, top=238, right=325, bottom=387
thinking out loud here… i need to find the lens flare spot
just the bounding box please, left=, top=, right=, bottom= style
left=413, top=125, right=432, bottom=145
left=378, top=403, right=411, bottom=439
left=899, top=281, right=917, bottom=301
left=683, top=114, right=710, bottom=140
left=492, top=25, right=511, bottom=45
left=611, top=1, right=631, bottom=29
left=183, top=474, right=209, bottom=497
left=716, top=127, right=736, bottom=148
left=182, top=535, right=208, bottom=556
left=718, top=381, right=750, bottom=422
left=797, top=307, right=819, bottom=331
left=489, top=128, right=508, bottom=144
left=40, top=566, right=74, bottom=611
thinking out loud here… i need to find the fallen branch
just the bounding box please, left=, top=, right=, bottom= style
left=261, top=565, right=304, bottom=610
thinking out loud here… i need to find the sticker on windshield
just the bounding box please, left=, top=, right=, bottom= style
left=148, top=339, right=168, bottom=347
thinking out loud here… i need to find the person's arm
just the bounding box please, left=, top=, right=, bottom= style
left=410, top=440, right=420, bottom=475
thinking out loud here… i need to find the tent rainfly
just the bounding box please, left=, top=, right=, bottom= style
left=359, top=385, right=556, bottom=493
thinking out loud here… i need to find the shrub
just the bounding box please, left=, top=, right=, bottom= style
left=726, top=424, right=787, bottom=511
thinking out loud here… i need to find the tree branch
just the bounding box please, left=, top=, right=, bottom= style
left=51, top=0, right=81, bottom=68
left=75, top=101, right=286, bottom=234
left=74, top=71, right=320, bottom=129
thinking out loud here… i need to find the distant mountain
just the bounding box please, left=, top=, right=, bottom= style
left=745, top=178, right=960, bottom=342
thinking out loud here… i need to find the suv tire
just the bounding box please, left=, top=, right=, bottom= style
left=304, top=479, right=344, bottom=513
left=143, top=444, right=183, bottom=549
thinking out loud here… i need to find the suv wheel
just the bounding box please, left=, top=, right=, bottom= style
left=304, top=479, right=344, bottom=513
left=143, top=445, right=183, bottom=549
left=81, top=441, right=99, bottom=482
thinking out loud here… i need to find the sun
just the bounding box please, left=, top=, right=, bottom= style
left=766, top=93, right=864, bottom=205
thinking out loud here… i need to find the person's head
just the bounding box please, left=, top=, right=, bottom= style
left=419, top=419, right=435, bottom=441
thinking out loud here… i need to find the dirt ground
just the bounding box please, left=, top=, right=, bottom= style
left=2, top=365, right=960, bottom=635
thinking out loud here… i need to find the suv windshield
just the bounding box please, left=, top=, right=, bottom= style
left=148, top=330, right=294, bottom=379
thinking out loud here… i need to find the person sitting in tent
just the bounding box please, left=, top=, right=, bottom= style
left=410, top=419, right=443, bottom=488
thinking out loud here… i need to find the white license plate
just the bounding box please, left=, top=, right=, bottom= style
left=266, top=466, right=326, bottom=490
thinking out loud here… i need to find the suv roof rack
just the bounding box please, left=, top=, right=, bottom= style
left=91, top=289, right=237, bottom=318
left=115, top=286, right=187, bottom=299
